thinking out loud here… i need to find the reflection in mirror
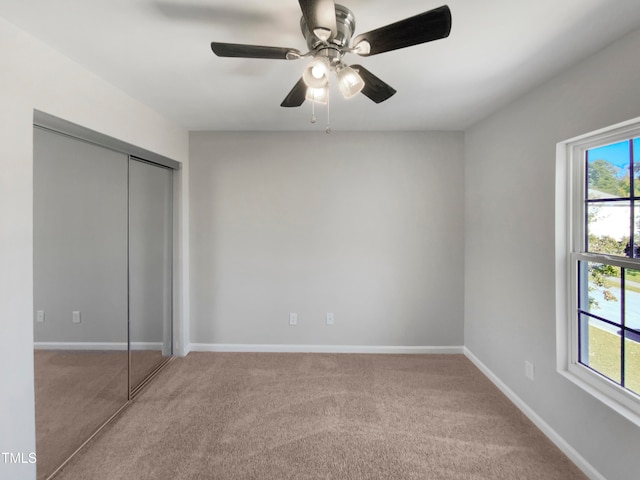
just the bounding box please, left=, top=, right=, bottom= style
left=129, top=159, right=173, bottom=392
left=33, top=127, right=129, bottom=479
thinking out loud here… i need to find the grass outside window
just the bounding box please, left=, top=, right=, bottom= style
left=587, top=325, right=640, bottom=395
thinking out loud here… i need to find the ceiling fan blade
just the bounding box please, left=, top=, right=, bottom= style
left=352, top=5, right=451, bottom=56
left=351, top=65, right=397, bottom=103
left=211, top=42, right=302, bottom=60
left=281, top=78, right=307, bottom=107
left=298, top=0, right=337, bottom=41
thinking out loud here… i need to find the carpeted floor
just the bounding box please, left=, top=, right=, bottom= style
left=54, top=353, right=587, bottom=480
left=131, top=349, right=166, bottom=391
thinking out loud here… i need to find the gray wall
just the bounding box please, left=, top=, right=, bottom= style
left=189, top=131, right=465, bottom=348
left=465, top=29, right=640, bottom=480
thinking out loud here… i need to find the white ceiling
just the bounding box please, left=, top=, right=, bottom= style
left=2, top=0, right=640, bottom=132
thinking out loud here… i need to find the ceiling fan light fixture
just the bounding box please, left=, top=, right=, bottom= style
left=336, top=64, right=365, bottom=99
left=302, top=57, right=330, bottom=88
left=211, top=3, right=454, bottom=122
left=305, top=86, right=328, bottom=104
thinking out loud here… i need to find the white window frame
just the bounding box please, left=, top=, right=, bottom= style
left=556, top=117, right=640, bottom=427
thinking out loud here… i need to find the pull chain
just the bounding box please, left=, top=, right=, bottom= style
left=310, top=93, right=317, bottom=124
left=325, top=89, right=331, bottom=134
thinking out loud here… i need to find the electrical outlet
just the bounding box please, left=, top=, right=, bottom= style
left=525, top=361, right=535, bottom=381
left=72, top=311, right=81, bottom=324
left=289, top=313, right=298, bottom=326
left=326, top=312, right=334, bottom=325
left=36, top=310, right=45, bottom=323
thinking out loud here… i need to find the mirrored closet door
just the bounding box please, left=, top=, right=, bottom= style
left=33, top=127, right=130, bottom=480
left=33, top=122, right=175, bottom=480
left=129, top=158, right=173, bottom=392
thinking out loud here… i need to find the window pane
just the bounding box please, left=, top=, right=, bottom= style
left=578, top=261, right=621, bottom=325
left=587, top=202, right=630, bottom=255
left=624, top=331, right=640, bottom=395
left=634, top=138, right=640, bottom=197
left=580, top=315, right=621, bottom=383
left=587, top=141, right=630, bottom=199
left=624, top=269, right=640, bottom=331
left=634, top=205, right=640, bottom=258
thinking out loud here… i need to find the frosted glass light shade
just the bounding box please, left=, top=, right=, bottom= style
left=305, top=87, right=328, bottom=104
left=337, top=65, right=364, bottom=98
left=303, top=57, right=330, bottom=89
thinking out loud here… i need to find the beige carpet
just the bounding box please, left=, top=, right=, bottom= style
left=34, top=349, right=166, bottom=479
left=34, top=350, right=128, bottom=480
left=54, top=353, right=587, bottom=480
left=131, top=349, right=166, bottom=391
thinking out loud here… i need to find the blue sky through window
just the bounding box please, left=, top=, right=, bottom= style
left=588, top=140, right=630, bottom=171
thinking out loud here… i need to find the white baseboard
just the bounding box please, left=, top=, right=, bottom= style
left=34, top=341, right=163, bottom=351
left=187, top=343, right=464, bottom=355
left=463, top=347, right=606, bottom=480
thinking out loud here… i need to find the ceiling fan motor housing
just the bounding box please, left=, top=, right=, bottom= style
left=300, top=3, right=356, bottom=61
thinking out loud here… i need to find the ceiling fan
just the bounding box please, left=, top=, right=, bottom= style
left=210, top=0, right=452, bottom=108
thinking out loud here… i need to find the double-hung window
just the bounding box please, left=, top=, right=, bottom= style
left=559, top=119, right=640, bottom=424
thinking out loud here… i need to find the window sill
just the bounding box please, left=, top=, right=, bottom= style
left=558, top=364, right=640, bottom=428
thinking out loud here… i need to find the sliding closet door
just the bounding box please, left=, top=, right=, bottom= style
left=128, top=158, right=173, bottom=392
left=33, top=127, right=129, bottom=480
